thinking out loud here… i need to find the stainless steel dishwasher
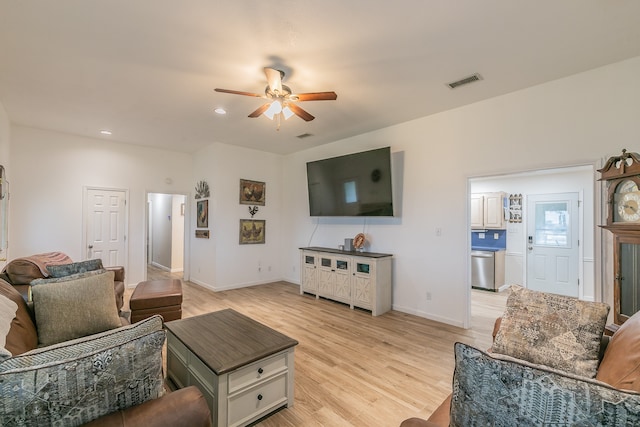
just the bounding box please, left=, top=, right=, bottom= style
left=471, top=250, right=505, bottom=291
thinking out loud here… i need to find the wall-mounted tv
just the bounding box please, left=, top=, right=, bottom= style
left=306, top=147, right=394, bottom=217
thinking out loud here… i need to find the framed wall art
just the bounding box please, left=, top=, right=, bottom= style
left=195, top=229, right=209, bottom=239
left=196, top=199, right=208, bottom=228
left=239, top=219, right=265, bottom=244
left=239, top=179, right=265, bottom=206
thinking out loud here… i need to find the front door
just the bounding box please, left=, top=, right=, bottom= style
left=526, top=192, right=580, bottom=297
left=85, top=188, right=127, bottom=267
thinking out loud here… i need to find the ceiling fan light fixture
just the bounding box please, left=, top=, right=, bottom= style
left=282, top=105, right=294, bottom=120
left=263, top=100, right=282, bottom=120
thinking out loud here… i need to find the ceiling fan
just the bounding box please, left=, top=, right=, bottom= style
left=215, top=67, right=337, bottom=129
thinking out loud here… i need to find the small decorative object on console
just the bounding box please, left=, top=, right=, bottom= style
left=353, top=233, right=365, bottom=250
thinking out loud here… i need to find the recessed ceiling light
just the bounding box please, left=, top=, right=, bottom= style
left=100, top=130, right=112, bottom=135
left=214, top=108, right=227, bottom=115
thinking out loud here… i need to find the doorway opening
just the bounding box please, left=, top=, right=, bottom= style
left=146, top=193, right=187, bottom=281
left=468, top=164, right=597, bottom=328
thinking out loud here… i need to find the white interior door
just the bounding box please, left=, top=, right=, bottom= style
left=85, top=188, right=127, bottom=267
left=526, top=192, right=579, bottom=297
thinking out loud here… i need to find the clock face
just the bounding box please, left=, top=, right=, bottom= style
left=614, top=180, right=640, bottom=223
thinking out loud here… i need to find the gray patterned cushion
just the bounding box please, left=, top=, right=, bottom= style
left=0, top=316, right=165, bottom=426
left=46, top=258, right=103, bottom=278
left=492, top=285, right=609, bottom=378
left=450, top=342, right=640, bottom=427
left=31, top=270, right=122, bottom=346
left=30, top=268, right=107, bottom=286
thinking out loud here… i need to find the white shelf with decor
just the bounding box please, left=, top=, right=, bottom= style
left=299, top=247, right=392, bottom=316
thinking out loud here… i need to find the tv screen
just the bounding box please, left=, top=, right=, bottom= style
left=306, top=147, right=394, bottom=217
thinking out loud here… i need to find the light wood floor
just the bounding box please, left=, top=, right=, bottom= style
left=132, top=266, right=508, bottom=426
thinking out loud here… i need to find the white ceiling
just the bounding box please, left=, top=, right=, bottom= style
left=1, top=1, right=640, bottom=155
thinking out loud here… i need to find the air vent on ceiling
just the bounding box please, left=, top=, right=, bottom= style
left=447, top=73, right=483, bottom=89
left=296, top=133, right=314, bottom=139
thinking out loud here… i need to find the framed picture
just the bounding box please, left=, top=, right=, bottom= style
left=239, top=219, right=265, bottom=244
left=196, top=199, right=208, bottom=228
left=239, top=179, right=265, bottom=206
left=195, top=229, right=209, bottom=238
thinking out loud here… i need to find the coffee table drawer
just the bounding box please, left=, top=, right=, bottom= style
left=228, top=352, right=288, bottom=394
left=228, top=373, right=288, bottom=427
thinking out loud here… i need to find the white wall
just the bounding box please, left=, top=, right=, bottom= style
left=0, top=101, right=9, bottom=269
left=189, top=143, right=283, bottom=291
left=471, top=166, right=596, bottom=300
left=9, top=125, right=193, bottom=286
left=282, top=56, right=640, bottom=327
left=171, top=194, right=185, bottom=272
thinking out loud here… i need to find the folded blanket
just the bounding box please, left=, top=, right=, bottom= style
left=2, top=252, right=72, bottom=277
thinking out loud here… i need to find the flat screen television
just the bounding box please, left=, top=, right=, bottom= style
left=306, top=147, right=394, bottom=217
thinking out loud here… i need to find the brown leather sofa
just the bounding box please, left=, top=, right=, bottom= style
left=400, top=312, right=640, bottom=426
left=0, top=256, right=126, bottom=316
left=0, top=273, right=212, bottom=426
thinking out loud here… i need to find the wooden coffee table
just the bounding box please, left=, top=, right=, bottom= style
left=165, top=309, right=298, bottom=427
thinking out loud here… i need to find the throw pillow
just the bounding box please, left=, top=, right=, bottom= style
left=0, top=294, right=18, bottom=361
left=31, top=270, right=121, bottom=346
left=0, top=278, right=38, bottom=355
left=492, top=285, right=609, bottom=378
left=0, top=316, right=165, bottom=426
left=596, top=310, right=640, bottom=392
left=46, top=258, right=103, bottom=278
left=30, top=268, right=106, bottom=285
left=450, top=342, right=640, bottom=427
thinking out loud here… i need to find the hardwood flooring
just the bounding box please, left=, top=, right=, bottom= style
left=132, top=266, right=508, bottom=426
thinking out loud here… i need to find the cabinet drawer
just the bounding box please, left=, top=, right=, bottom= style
left=228, top=352, right=288, bottom=394
left=228, top=374, right=288, bottom=427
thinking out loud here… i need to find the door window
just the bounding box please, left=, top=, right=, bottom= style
left=533, top=201, right=570, bottom=247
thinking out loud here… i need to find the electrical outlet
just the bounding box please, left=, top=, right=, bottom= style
left=435, top=227, right=442, bottom=237
left=426, top=292, right=432, bottom=301
left=494, top=233, right=499, bottom=239
left=479, top=233, right=485, bottom=239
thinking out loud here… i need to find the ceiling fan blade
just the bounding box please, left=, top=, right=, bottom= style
left=215, top=88, right=263, bottom=98
left=248, top=103, right=271, bottom=118
left=287, top=103, right=315, bottom=121
left=264, top=68, right=283, bottom=94
left=292, top=92, right=338, bottom=101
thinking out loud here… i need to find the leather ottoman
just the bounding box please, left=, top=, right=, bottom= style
left=130, top=279, right=183, bottom=323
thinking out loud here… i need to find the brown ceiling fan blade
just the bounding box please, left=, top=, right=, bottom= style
left=293, top=92, right=338, bottom=101
left=264, top=68, right=283, bottom=93
left=287, top=103, right=315, bottom=121
left=248, top=103, right=271, bottom=118
left=215, top=88, right=263, bottom=98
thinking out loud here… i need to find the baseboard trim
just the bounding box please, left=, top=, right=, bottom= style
left=392, top=304, right=465, bottom=328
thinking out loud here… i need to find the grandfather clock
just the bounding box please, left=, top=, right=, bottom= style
left=599, top=149, right=640, bottom=326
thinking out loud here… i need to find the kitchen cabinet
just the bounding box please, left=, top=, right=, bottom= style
left=299, top=247, right=392, bottom=316
left=471, top=192, right=506, bottom=229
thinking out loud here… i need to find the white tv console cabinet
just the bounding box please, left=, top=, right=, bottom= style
left=299, top=247, right=392, bottom=316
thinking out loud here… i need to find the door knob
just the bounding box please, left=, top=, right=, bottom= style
left=88, top=245, right=93, bottom=249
